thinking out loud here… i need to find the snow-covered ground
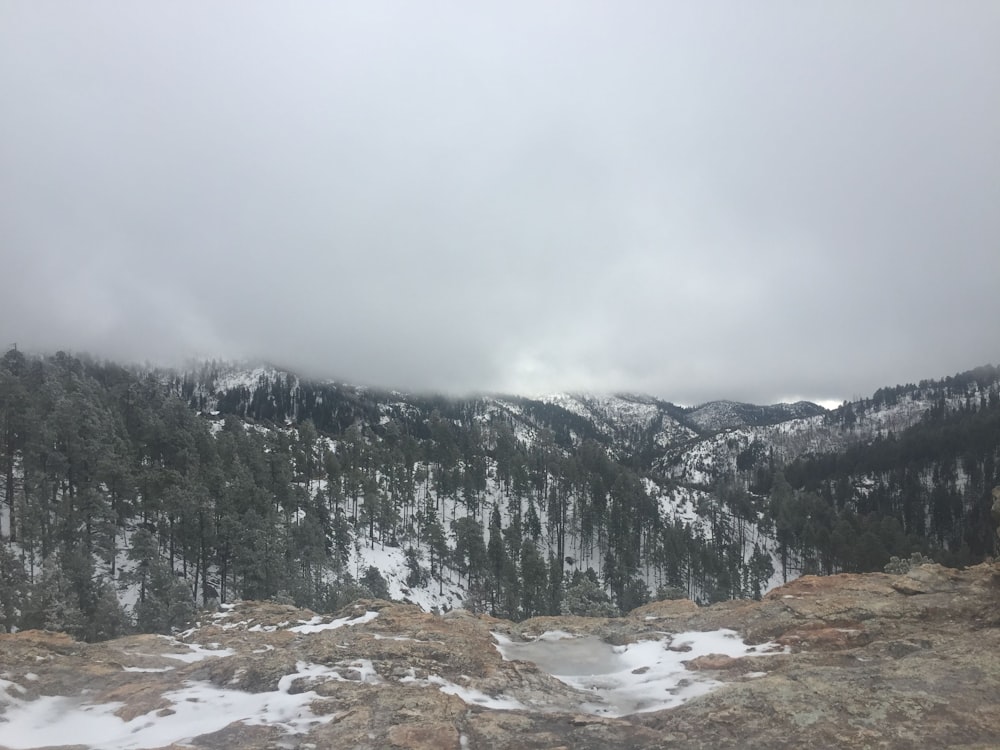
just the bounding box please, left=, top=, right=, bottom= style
left=0, top=606, right=786, bottom=749
left=0, top=610, right=381, bottom=750
left=493, top=628, right=785, bottom=716
left=0, top=674, right=334, bottom=750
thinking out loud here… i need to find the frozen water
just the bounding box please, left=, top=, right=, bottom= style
left=493, top=629, right=783, bottom=717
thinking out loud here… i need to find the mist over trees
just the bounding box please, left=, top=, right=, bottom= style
left=1, top=349, right=998, bottom=641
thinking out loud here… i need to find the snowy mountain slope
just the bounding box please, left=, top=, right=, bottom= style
left=684, top=399, right=827, bottom=433
left=660, top=373, right=1000, bottom=489
left=5, top=349, right=997, bottom=643
left=132, top=361, right=1000, bottom=612
left=175, top=369, right=832, bottom=600
left=540, top=393, right=698, bottom=454
left=174, top=363, right=997, bottom=596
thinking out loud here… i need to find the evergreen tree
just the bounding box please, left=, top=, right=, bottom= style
left=769, top=472, right=797, bottom=582
left=360, top=565, right=390, bottom=599
left=0, top=542, right=26, bottom=631
left=561, top=571, right=619, bottom=617
left=519, top=539, right=548, bottom=618
left=404, top=546, right=429, bottom=588
left=124, top=529, right=194, bottom=634
left=0, top=350, right=29, bottom=542
left=451, top=516, right=487, bottom=587
left=486, top=505, right=508, bottom=615
left=21, top=555, right=86, bottom=638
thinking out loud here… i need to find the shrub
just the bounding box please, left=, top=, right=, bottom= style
left=884, top=552, right=933, bottom=575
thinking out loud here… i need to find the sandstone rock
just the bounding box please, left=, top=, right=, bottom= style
left=628, top=597, right=701, bottom=619
left=683, top=654, right=748, bottom=671
left=1, top=565, right=998, bottom=749
left=387, top=721, right=461, bottom=749
left=776, top=623, right=867, bottom=650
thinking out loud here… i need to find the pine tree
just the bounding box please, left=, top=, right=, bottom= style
left=0, top=542, right=27, bottom=631
left=561, top=570, right=618, bottom=617
left=423, top=510, right=449, bottom=595
left=519, top=539, right=548, bottom=618
left=486, top=505, right=508, bottom=615
left=21, top=555, right=86, bottom=638
left=451, top=516, right=486, bottom=588
left=0, top=350, right=29, bottom=542
left=404, top=546, right=429, bottom=588
left=360, top=565, right=390, bottom=599
left=125, top=529, right=194, bottom=634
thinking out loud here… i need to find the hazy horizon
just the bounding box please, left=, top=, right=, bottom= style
left=3, top=3, right=998, bottom=405
left=8, top=341, right=992, bottom=412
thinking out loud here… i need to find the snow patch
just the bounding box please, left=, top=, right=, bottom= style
left=157, top=638, right=234, bottom=662
left=0, top=661, right=338, bottom=750
left=398, top=670, right=526, bottom=711
left=287, top=610, right=379, bottom=634
left=494, top=629, right=784, bottom=717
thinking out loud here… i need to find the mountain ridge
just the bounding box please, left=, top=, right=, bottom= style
left=1, top=348, right=998, bottom=645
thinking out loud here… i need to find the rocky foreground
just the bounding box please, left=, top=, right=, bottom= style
left=1, top=563, right=999, bottom=750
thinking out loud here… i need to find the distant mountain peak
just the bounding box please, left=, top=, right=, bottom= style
left=684, top=399, right=827, bottom=432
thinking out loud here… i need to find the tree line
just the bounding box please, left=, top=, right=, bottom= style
left=1, top=351, right=778, bottom=640
left=3, top=350, right=997, bottom=642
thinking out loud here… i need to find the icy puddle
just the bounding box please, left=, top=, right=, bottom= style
left=493, top=629, right=781, bottom=717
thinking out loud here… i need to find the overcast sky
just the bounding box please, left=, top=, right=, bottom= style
left=2, top=2, right=998, bottom=405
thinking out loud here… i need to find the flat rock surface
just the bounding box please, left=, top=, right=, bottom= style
left=1, top=563, right=998, bottom=749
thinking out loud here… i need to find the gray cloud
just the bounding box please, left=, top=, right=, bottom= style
left=2, top=1, right=998, bottom=405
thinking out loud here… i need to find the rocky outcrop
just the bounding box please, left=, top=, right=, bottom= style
left=1, top=563, right=998, bottom=749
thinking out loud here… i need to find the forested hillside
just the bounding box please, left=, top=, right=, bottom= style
left=1, top=349, right=998, bottom=642
left=781, top=377, right=1000, bottom=568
